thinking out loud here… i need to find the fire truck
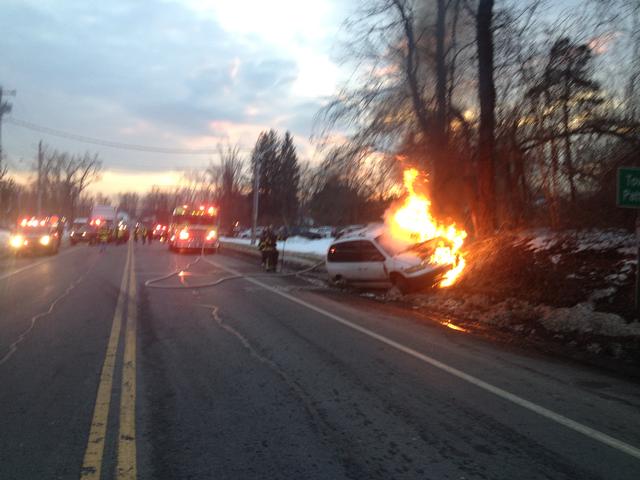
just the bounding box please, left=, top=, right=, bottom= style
left=168, top=204, right=219, bottom=253
left=8, top=216, right=63, bottom=255
left=89, top=204, right=118, bottom=244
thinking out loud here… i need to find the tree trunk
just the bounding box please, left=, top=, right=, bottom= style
left=476, top=0, right=497, bottom=235
left=562, top=74, right=577, bottom=203
left=435, top=0, right=448, bottom=144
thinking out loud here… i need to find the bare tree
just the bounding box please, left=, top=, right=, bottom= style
left=31, top=144, right=101, bottom=218
left=118, top=192, right=140, bottom=218
left=208, top=144, right=247, bottom=230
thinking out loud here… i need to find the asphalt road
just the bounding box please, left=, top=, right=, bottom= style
left=1, top=240, right=639, bottom=480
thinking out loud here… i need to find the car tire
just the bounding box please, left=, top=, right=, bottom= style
left=391, top=273, right=411, bottom=294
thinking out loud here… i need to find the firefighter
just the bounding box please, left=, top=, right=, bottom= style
left=98, top=224, right=110, bottom=252
left=258, top=226, right=278, bottom=271
left=133, top=224, right=139, bottom=243
left=141, top=225, right=147, bottom=244
left=116, top=225, right=125, bottom=245
left=146, top=226, right=153, bottom=245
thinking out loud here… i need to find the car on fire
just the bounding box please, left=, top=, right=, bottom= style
left=168, top=204, right=220, bottom=253
left=8, top=216, right=63, bottom=256
left=326, top=225, right=458, bottom=293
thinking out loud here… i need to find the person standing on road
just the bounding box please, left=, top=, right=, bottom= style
left=141, top=225, right=147, bottom=244
left=98, top=225, right=110, bottom=252
left=116, top=226, right=125, bottom=245
left=146, top=226, right=153, bottom=245
left=258, top=226, right=278, bottom=271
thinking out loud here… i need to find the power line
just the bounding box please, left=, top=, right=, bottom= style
left=5, top=117, right=254, bottom=155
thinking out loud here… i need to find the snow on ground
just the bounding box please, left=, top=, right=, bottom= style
left=539, top=303, right=640, bottom=337
left=411, top=292, right=640, bottom=338
left=221, top=236, right=332, bottom=258
left=523, top=228, right=636, bottom=253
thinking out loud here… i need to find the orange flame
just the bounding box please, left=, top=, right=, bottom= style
left=386, top=168, right=467, bottom=287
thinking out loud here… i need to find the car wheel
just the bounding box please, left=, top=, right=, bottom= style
left=391, top=273, right=411, bottom=294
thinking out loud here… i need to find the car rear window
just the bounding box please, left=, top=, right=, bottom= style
left=328, top=240, right=385, bottom=262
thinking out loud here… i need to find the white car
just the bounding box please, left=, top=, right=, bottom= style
left=326, top=225, right=452, bottom=293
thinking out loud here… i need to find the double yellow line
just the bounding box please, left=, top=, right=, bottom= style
left=81, top=240, right=138, bottom=479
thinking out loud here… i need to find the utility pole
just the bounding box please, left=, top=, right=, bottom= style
left=0, top=86, right=17, bottom=172
left=37, top=140, right=43, bottom=216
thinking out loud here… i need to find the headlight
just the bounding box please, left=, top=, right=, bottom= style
left=9, top=235, right=24, bottom=248
left=404, top=263, right=427, bottom=274
left=206, top=230, right=217, bottom=241
left=178, top=230, right=189, bottom=240
left=40, top=235, right=51, bottom=246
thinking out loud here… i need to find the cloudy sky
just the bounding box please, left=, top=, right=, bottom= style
left=1, top=0, right=355, bottom=194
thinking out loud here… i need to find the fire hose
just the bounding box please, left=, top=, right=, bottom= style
left=144, top=244, right=325, bottom=290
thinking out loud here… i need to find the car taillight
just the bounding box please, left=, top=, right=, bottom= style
left=179, top=229, right=189, bottom=240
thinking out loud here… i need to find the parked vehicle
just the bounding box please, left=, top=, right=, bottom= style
left=278, top=226, right=323, bottom=240
left=73, top=224, right=98, bottom=244
left=334, top=224, right=366, bottom=239
left=89, top=205, right=118, bottom=243
left=239, top=227, right=264, bottom=239
left=152, top=223, right=169, bottom=241
left=309, top=226, right=335, bottom=238
left=8, top=216, right=62, bottom=255
left=69, top=217, right=88, bottom=245
left=325, top=225, right=455, bottom=293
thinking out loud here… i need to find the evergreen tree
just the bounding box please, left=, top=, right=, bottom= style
left=275, top=131, right=300, bottom=225
left=251, top=130, right=280, bottom=223
left=251, top=130, right=301, bottom=225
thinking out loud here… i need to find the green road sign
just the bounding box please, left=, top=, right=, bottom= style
left=617, top=167, right=640, bottom=208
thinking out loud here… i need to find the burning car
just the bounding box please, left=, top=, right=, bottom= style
left=326, top=225, right=460, bottom=293
left=327, top=168, right=468, bottom=293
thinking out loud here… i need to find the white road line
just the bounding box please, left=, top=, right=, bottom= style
left=0, top=269, right=91, bottom=366
left=203, top=257, right=640, bottom=462
left=0, top=247, right=83, bottom=281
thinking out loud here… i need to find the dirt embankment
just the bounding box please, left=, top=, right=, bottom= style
left=400, top=230, right=640, bottom=368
